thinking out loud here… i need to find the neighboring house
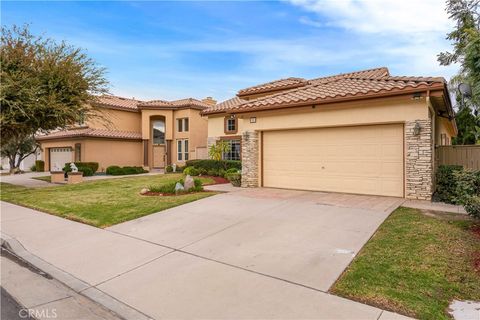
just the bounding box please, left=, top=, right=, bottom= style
left=37, top=95, right=214, bottom=172
left=203, top=67, right=457, bottom=200
left=1, top=151, right=41, bottom=172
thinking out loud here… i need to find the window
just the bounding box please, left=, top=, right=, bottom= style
left=224, top=117, right=237, bottom=134
left=177, top=118, right=189, bottom=132
left=222, top=139, right=241, bottom=161
left=177, top=139, right=189, bottom=161
left=152, top=120, right=165, bottom=144
left=74, top=143, right=81, bottom=162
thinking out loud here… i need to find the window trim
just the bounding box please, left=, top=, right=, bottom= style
left=177, top=139, right=189, bottom=162
left=224, top=116, right=238, bottom=134
left=177, top=118, right=189, bottom=133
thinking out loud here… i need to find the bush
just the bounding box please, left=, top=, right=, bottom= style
left=165, top=165, right=173, bottom=173
left=226, top=172, right=241, bottom=187
left=183, top=166, right=199, bottom=176
left=74, top=162, right=99, bottom=173
left=186, top=159, right=241, bottom=172
left=207, top=169, right=218, bottom=176
left=175, top=165, right=184, bottom=173
left=226, top=168, right=239, bottom=174
left=106, top=166, right=148, bottom=176
left=464, top=196, right=480, bottom=219
left=35, top=160, right=45, bottom=172
left=453, top=169, right=480, bottom=204
left=63, top=164, right=94, bottom=176
left=435, top=165, right=464, bottom=204
left=30, top=164, right=37, bottom=172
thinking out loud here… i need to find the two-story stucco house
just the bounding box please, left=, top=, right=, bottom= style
left=37, top=95, right=215, bottom=172
left=203, top=67, right=457, bottom=200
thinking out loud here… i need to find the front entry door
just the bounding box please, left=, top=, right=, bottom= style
left=153, top=145, right=165, bottom=168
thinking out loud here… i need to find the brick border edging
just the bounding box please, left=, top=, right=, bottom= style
left=0, top=232, right=154, bottom=320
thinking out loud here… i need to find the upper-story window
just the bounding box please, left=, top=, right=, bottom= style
left=177, top=118, right=189, bottom=132
left=152, top=120, right=165, bottom=145
left=224, top=116, right=237, bottom=134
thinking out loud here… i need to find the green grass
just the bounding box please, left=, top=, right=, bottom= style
left=332, top=207, right=480, bottom=320
left=0, top=174, right=215, bottom=228
left=31, top=176, right=51, bottom=182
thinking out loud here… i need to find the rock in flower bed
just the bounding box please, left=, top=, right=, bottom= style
left=141, top=175, right=204, bottom=196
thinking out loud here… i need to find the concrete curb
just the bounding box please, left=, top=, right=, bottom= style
left=0, top=232, right=154, bottom=320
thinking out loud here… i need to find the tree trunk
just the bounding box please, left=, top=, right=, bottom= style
left=8, top=156, right=18, bottom=174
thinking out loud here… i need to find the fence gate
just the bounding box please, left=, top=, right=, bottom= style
left=435, top=145, right=480, bottom=170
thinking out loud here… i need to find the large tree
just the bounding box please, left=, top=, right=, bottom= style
left=1, top=25, right=109, bottom=172
left=438, top=0, right=480, bottom=144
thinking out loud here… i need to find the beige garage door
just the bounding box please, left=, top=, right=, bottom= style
left=262, top=124, right=404, bottom=197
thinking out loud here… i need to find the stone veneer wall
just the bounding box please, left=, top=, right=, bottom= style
left=241, top=131, right=259, bottom=187
left=405, top=119, right=433, bottom=200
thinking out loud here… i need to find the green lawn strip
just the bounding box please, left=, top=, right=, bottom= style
left=31, top=176, right=51, bottom=182
left=331, top=207, right=480, bottom=320
left=0, top=174, right=216, bottom=228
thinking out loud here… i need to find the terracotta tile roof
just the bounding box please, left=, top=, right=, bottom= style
left=36, top=128, right=142, bottom=141
left=93, top=95, right=142, bottom=111
left=93, top=95, right=210, bottom=111
left=202, top=96, right=246, bottom=115
left=203, top=67, right=447, bottom=115
left=137, top=98, right=210, bottom=110
left=237, top=77, right=309, bottom=96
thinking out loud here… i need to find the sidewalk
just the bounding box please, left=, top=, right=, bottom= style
left=1, top=201, right=412, bottom=320
left=1, top=248, right=121, bottom=320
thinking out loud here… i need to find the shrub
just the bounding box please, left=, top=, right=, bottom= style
left=175, top=165, right=184, bottom=173
left=435, top=165, right=464, bottom=204
left=183, top=166, right=199, bottom=176
left=226, top=172, right=241, bottom=187
left=452, top=169, right=480, bottom=204
left=464, top=196, right=480, bottom=219
left=207, top=169, right=219, bottom=176
left=30, top=164, right=37, bottom=172
left=74, top=162, right=99, bottom=173
left=106, top=166, right=147, bottom=176
left=35, top=160, right=45, bottom=172
left=63, top=164, right=94, bottom=176
left=226, top=168, right=239, bottom=174
left=198, top=168, right=208, bottom=175
left=165, top=165, right=173, bottom=173
left=186, top=159, right=241, bottom=171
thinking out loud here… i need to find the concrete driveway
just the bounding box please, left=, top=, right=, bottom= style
left=104, top=188, right=404, bottom=318
left=2, top=189, right=407, bottom=319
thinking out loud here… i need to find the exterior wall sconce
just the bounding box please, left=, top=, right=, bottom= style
left=250, top=117, right=257, bottom=123
left=413, top=121, right=421, bottom=136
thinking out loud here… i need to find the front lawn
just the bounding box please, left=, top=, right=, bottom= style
left=332, top=207, right=480, bottom=320
left=1, top=174, right=215, bottom=228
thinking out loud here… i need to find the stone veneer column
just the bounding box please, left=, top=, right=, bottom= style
left=405, top=119, right=433, bottom=200
left=241, top=131, right=259, bottom=187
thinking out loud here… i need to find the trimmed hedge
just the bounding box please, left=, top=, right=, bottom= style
left=74, top=162, right=99, bottom=173
left=435, top=165, right=463, bottom=204
left=35, top=160, right=45, bottom=172
left=183, top=166, right=199, bottom=176
left=63, top=164, right=94, bottom=176
left=106, top=166, right=148, bottom=176
left=435, top=165, right=480, bottom=219
left=186, top=160, right=241, bottom=171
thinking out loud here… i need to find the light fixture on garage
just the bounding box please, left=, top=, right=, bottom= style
left=413, top=121, right=421, bottom=136
left=250, top=117, right=257, bottom=123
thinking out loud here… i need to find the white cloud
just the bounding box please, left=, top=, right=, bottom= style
left=290, top=0, right=453, bottom=34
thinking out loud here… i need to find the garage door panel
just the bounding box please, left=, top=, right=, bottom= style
left=262, top=124, right=404, bottom=197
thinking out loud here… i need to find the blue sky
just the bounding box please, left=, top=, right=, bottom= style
left=2, top=0, right=458, bottom=101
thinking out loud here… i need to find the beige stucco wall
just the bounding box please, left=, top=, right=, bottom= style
left=207, top=115, right=245, bottom=138
left=141, top=109, right=174, bottom=140
left=87, top=108, right=142, bottom=132
left=435, top=116, right=455, bottom=145
left=83, top=139, right=143, bottom=171
left=39, top=138, right=142, bottom=172
left=171, top=109, right=208, bottom=166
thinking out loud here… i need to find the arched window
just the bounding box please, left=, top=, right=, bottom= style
left=152, top=120, right=165, bottom=145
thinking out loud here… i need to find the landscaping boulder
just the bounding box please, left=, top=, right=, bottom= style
left=140, top=188, right=149, bottom=195
left=175, top=182, right=185, bottom=193
left=184, top=175, right=195, bottom=190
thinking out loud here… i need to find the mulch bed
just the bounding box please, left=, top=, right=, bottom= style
left=202, top=175, right=229, bottom=185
